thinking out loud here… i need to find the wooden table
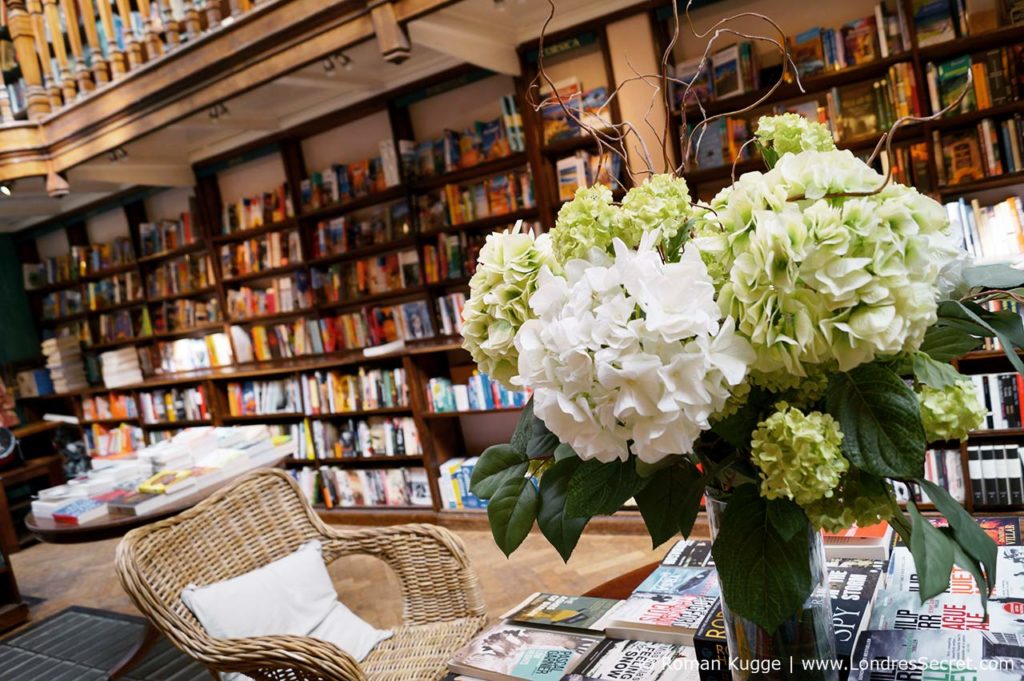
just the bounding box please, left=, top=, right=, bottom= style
left=0, top=455, right=65, bottom=554
left=584, top=561, right=660, bottom=600
left=23, top=455, right=287, bottom=679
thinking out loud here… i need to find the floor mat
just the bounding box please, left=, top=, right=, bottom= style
left=0, top=606, right=210, bottom=680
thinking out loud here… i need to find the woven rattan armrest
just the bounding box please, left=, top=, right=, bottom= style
left=192, top=633, right=368, bottom=681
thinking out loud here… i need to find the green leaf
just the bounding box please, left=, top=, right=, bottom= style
left=537, top=457, right=589, bottom=562
left=916, top=478, right=997, bottom=597
left=553, top=443, right=577, bottom=461
left=919, top=326, right=981, bottom=363
left=946, top=530, right=989, bottom=614
left=711, top=386, right=772, bottom=449
left=566, top=458, right=647, bottom=518
left=487, top=476, right=539, bottom=557
left=527, top=415, right=560, bottom=460
left=711, top=485, right=813, bottom=633
left=662, top=218, right=693, bottom=264
left=633, top=461, right=705, bottom=547
left=510, top=399, right=535, bottom=454
left=825, top=364, right=927, bottom=479
left=936, top=300, right=1024, bottom=375
left=889, top=509, right=913, bottom=547
left=908, top=501, right=955, bottom=601
left=470, top=444, right=528, bottom=500
left=766, top=499, right=806, bottom=542
left=635, top=455, right=684, bottom=478
left=911, top=351, right=964, bottom=389
left=962, top=263, right=1024, bottom=290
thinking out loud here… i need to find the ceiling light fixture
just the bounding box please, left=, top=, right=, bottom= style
left=0, top=182, right=11, bottom=197
left=322, top=57, right=336, bottom=74
left=107, top=146, right=128, bottom=162
left=493, top=0, right=507, bottom=10
left=208, top=103, right=229, bottom=119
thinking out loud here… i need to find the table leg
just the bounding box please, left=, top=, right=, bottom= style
left=108, top=620, right=160, bottom=680
left=0, top=485, right=17, bottom=555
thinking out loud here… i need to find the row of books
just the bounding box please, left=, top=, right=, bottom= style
left=947, top=194, right=1024, bottom=259
left=825, top=62, right=922, bottom=143
left=221, top=182, right=294, bottom=234
left=310, top=201, right=412, bottom=260
left=85, top=422, right=146, bottom=458
left=913, top=0, right=1023, bottom=47
left=416, top=168, right=536, bottom=231
left=86, top=272, right=144, bottom=311
left=539, top=78, right=611, bottom=145
left=423, top=231, right=484, bottom=284
left=299, top=140, right=400, bottom=212
left=139, top=333, right=234, bottom=375
left=138, top=214, right=197, bottom=258
left=435, top=292, right=466, bottom=338
left=969, top=371, right=1024, bottom=430
left=873, top=140, right=933, bottom=192
left=291, top=465, right=432, bottom=509
left=146, top=255, right=215, bottom=299
left=224, top=273, right=313, bottom=320
left=556, top=150, right=623, bottom=202
left=139, top=386, right=211, bottom=424
left=292, top=416, right=423, bottom=461
left=669, top=41, right=758, bottom=109
left=788, top=5, right=906, bottom=80
left=75, top=238, right=136, bottom=276
left=225, top=379, right=301, bottom=417
left=891, top=447, right=966, bottom=504
left=80, top=391, right=138, bottom=422
left=310, top=249, right=421, bottom=303
left=41, top=289, right=84, bottom=320
left=97, top=307, right=152, bottom=345
left=425, top=373, right=530, bottom=413
left=935, top=115, right=1024, bottom=187
left=437, top=456, right=484, bottom=510
left=219, top=230, right=302, bottom=280
left=968, top=444, right=1024, bottom=507
left=151, top=298, right=221, bottom=334
left=406, top=116, right=516, bottom=181
left=301, top=367, right=410, bottom=415
left=924, top=46, right=1020, bottom=117
left=24, top=257, right=80, bottom=289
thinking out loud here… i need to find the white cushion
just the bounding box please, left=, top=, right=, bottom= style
left=180, top=540, right=392, bottom=681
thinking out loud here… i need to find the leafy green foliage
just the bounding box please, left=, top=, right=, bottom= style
left=961, top=263, right=1024, bottom=290
left=766, top=499, right=806, bottom=541
left=487, top=476, right=539, bottom=557
left=470, top=445, right=528, bottom=500
left=711, top=485, right=813, bottom=633
left=537, top=457, right=589, bottom=562
left=566, top=457, right=648, bottom=518
left=662, top=218, right=694, bottom=264
left=919, top=326, right=982, bottom=363
left=908, top=501, right=954, bottom=601
left=917, top=478, right=997, bottom=598
left=711, top=386, right=772, bottom=449
left=510, top=399, right=535, bottom=454
left=947, top=533, right=989, bottom=613
left=912, top=351, right=965, bottom=389
left=553, top=443, right=577, bottom=461
left=825, top=364, right=926, bottom=479
left=634, top=460, right=705, bottom=547
left=936, top=300, right=1024, bottom=375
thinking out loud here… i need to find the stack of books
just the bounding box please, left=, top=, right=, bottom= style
left=291, top=465, right=432, bottom=509
left=291, top=415, right=421, bottom=461
left=425, top=373, right=531, bottom=413
left=41, top=336, right=88, bottom=393
left=100, top=347, right=144, bottom=388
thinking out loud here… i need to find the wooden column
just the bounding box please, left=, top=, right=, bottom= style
left=0, top=73, right=15, bottom=121
left=77, top=0, right=109, bottom=83
left=201, top=0, right=220, bottom=30
left=114, top=0, right=143, bottom=68
left=94, top=0, right=125, bottom=77
left=60, top=0, right=95, bottom=92
left=5, top=0, right=51, bottom=118
left=367, top=0, right=410, bottom=64
left=26, top=0, right=63, bottom=108
left=134, top=0, right=162, bottom=59
left=179, top=0, right=200, bottom=38
left=42, top=0, right=76, bottom=102
left=157, top=0, right=181, bottom=47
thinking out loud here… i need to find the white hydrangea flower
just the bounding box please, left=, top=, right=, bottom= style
left=513, top=233, right=754, bottom=463
left=705, top=149, right=960, bottom=378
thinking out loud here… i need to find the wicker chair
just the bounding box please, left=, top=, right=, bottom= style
left=115, top=468, right=488, bottom=681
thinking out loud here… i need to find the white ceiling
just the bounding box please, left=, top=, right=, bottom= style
left=0, top=0, right=644, bottom=234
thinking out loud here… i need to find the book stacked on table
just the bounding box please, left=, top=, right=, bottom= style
left=41, top=336, right=88, bottom=393
left=100, top=347, right=144, bottom=388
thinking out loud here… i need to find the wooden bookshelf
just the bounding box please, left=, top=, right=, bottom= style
left=15, top=0, right=1024, bottom=524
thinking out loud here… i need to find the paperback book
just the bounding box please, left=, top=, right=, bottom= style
left=446, top=623, right=600, bottom=681
left=502, top=593, right=620, bottom=633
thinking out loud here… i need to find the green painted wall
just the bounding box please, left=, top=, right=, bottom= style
left=0, top=234, right=40, bottom=364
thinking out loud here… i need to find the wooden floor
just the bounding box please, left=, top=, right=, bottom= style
left=8, top=527, right=664, bottom=631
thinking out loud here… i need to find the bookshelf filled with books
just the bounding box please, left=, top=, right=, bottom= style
left=16, top=0, right=1024, bottom=525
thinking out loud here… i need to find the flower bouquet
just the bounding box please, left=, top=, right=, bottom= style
left=461, top=114, right=1017, bottom=675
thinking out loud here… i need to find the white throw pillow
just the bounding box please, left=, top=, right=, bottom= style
left=180, top=540, right=391, bottom=681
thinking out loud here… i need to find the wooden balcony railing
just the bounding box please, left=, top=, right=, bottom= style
left=0, top=0, right=254, bottom=121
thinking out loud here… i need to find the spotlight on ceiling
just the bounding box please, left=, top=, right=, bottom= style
left=338, top=53, right=353, bottom=71
left=322, top=57, right=336, bottom=74
left=208, top=103, right=229, bottom=119
left=46, top=171, right=69, bottom=199
left=0, top=182, right=11, bottom=197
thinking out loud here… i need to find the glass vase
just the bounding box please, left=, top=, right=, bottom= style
left=705, top=493, right=839, bottom=681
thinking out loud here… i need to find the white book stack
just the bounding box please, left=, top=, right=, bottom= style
left=41, top=336, right=88, bottom=393
left=100, top=347, right=144, bottom=388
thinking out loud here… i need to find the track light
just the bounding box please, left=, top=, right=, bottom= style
left=338, top=53, right=353, bottom=71
left=208, top=103, right=229, bottom=119
left=322, top=57, right=336, bottom=74
left=107, top=146, right=128, bottom=162
left=0, top=182, right=11, bottom=197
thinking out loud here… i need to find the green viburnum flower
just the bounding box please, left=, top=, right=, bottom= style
left=619, top=174, right=693, bottom=252
left=755, top=113, right=837, bottom=157
left=749, top=365, right=831, bottom=404
left=461, top=226, right=560, bottom=388
left=918, top=380, right=986, bottom=442
left=701, top=143, right=960, bottom=379
left=802, top=467, right=895, bottom=533
left=713, top=381, right=751, bottom=421
left=550, top=184, right=621, bottom=263
left=751, top=402, right=848, bottom=507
